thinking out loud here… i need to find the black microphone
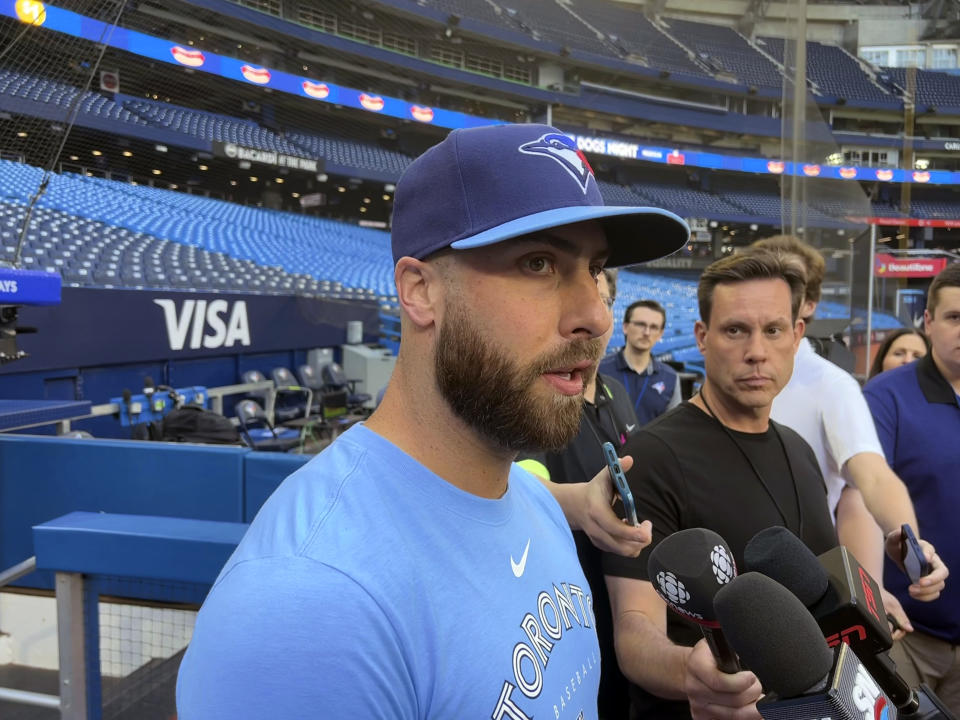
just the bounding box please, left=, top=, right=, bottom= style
left=647, top=527, right=740, bottom=673
left=743, top=527, right=955, bottom=717
left=744, top=527, right=891, bottom=654
left=714, top=572, right=897, bottom=720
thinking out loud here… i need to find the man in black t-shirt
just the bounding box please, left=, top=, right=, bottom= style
left=603, top=251, right=838, bottom=720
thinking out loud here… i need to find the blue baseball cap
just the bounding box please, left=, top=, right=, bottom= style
left=390, top=123, right=689, bottom=267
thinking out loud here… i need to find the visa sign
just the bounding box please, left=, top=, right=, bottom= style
left=154, top=299, right=251, bottom=351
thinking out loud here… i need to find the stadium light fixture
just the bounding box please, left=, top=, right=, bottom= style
left=337, top=186, right=346, bottom=193
left=230, top=180, right=238, bottom=186
left=382, top=194, right=391, bottom=201
left=69, top=155, right=78, bottom=161
left=152, top=169, right=162, bottom=175
left=384, top=183, right=396, bottom=192
left=317, top=173, right=328, bottom=182
left=122, top=150, right=133, bottom=157
left=275, top=178, right=284, bottom=184
left=749, top=224, right=758, bottom=231
left=291, top=192, right=300, bottom=198
left=91, top=150, right=102, bottom=156
left=198, top=165, right=208, bottom=171
left=915, top=158, right=930, bottom=170
left=15, top=131, right=27, bottom=138
left=249, top=176, right=258, bottom=182
left=363, top=197, right=371, bottom=204
left=360, top=207, right=368, bottom=213
left=155, top=144, right=168, bottom=153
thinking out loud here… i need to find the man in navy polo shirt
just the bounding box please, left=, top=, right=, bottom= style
left=599, top=299, right=680, bottom=426
left=864, top=262, right=960, bottom=711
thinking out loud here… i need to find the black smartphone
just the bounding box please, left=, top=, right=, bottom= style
left=602, top=442, right=639, bottom=527
left=901, top=523, right=932, bottom=584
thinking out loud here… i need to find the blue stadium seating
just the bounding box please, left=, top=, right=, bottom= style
left=0, top=160, right=396, bottom=299
left=122, top=98, right=307, bottom=156
left=759, top=37, right=896, bottom=105
left=495, top=0, right=615, bottom=56
left=659, top=19, right=783, bottom=88
left=882, top=66, right=960, bottom=110
left=0, top=69, right=411, bottom=180
left=0, top=69, right=149, bottom=127
left=569, top=1, right=708, bottom=77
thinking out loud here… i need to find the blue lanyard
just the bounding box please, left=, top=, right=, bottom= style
left=623, top=369, right=651, bottom=414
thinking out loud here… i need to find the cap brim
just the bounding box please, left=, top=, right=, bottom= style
left=449, top=205, right=690, bottom=267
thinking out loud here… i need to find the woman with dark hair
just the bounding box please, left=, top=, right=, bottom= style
left=869, top=327, right=930, bottom=378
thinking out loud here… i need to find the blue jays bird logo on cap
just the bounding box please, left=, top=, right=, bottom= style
left=518, top=132, right=594, bottom=194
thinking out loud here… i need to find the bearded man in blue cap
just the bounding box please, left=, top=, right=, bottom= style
left=177, top=124, right=702, bottom=719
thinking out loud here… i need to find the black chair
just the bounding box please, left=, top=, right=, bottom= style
left=272, top=367, right=319, bottom=416
left=235, top=400, right=301, bottom=453
left=321, top=362, right=372, bottom=411
left=298, top=364, right=347, bottom=420
left=242, top=369, right=312, bottom=425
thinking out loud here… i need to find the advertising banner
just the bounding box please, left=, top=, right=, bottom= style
left=0, top=287, right=378, bottom=373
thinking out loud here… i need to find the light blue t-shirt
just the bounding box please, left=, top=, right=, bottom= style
left=177, top=424, right=601, bottom=719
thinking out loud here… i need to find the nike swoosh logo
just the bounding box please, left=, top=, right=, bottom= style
left=626, top=423, right=637, bottom=432
left=511, top=538, right=531, bottom=578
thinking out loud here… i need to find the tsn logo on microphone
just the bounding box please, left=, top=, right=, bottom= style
left=851, top=664, right=892, bottom=720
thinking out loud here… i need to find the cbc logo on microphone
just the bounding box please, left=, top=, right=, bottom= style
left=657, top=571, right=690, bottom=606
left=710, top=545, right=735, bottom=585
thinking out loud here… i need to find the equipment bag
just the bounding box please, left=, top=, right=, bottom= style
left=161, top=405, right=240, bottom=445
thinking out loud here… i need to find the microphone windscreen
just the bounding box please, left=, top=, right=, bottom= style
left=714, top=572, right=833, bottom=698
left=743, top=526, right=829, bottom=608
left=648, top=527, right=736, bottom=626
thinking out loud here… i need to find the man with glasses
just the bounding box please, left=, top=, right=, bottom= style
left=600, top=299, right=681, bottom=425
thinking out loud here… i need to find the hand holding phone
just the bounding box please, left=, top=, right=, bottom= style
left=901, top=523, right=932, bottom=584
left=602, top=442, right=639, bottom=527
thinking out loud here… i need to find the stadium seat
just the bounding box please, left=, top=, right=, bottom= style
left=234, top=400, right=301, bottom=453
left=321, top=362, right=372, bottom=412
left=241, top=369, right=311, bottom=426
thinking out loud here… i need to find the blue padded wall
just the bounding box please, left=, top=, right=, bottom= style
left=0, top=435, right=247, bottom=588
left=243, top=452, right=311, bottom=522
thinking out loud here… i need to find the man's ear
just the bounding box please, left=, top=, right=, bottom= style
left=924, top=308, right=933, bottom=333
left=395, top=256, right=443, bottom=329
left=794, top=317, right=806, bottom=351
left=694, top=320, right=707, bottom=352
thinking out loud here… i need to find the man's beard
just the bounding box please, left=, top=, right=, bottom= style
left=435, top=303, right=604, bottom=453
